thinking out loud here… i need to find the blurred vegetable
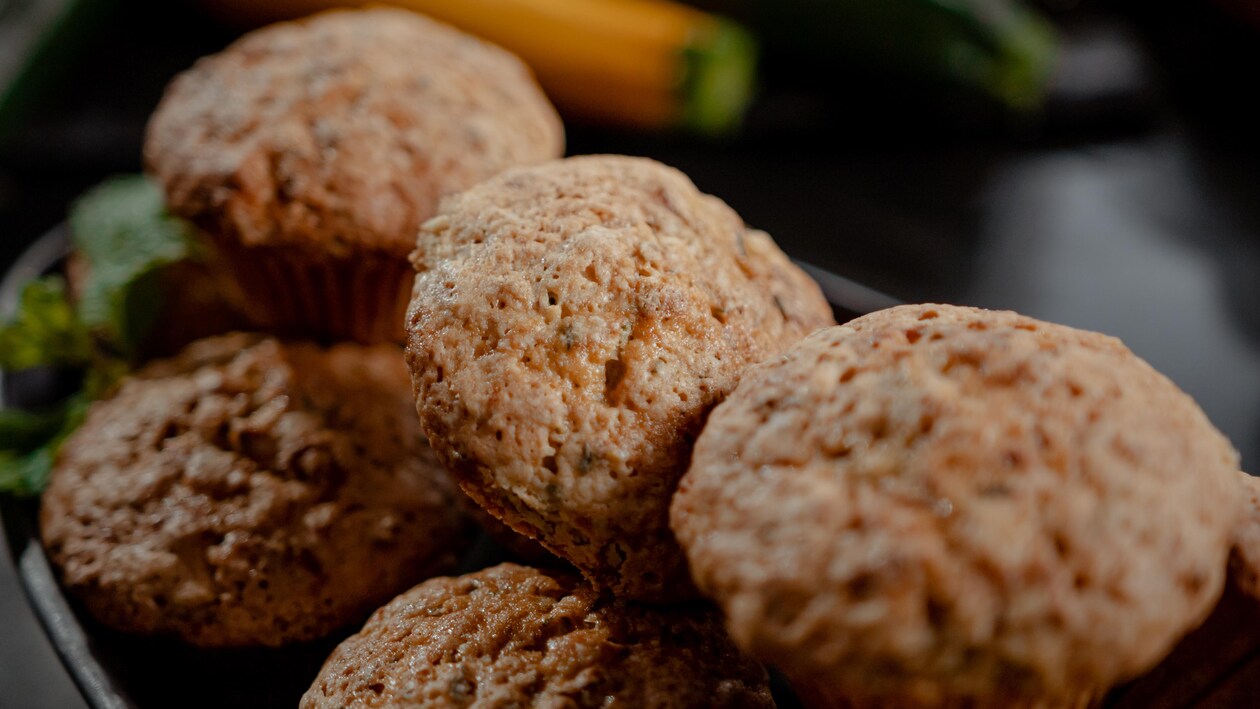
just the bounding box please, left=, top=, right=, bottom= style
left=0, top=175, right=198, bottom=495
left=0, top=276, right=96, bottom=496
left=0, top=392, right=89, bottom=496
left=68, top=175, right=201, bottom=356
left=0, top=277, right=92, bottom=372
left=196, top=0, right=757, bottom=135
left=692, top=0, right=1057, bottom=111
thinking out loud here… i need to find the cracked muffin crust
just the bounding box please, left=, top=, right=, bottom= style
left=672, top=304, right=1241, bottom=707
left=405, top=155, right=835, bottom=600
left=40, top=333, right=474, bottom=647
left=301, top=563, right=774, bottom=708
left=144, top=8, right=564, bottom=341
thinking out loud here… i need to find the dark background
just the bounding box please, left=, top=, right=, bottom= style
left=3, top=1, right=1259, bottom=706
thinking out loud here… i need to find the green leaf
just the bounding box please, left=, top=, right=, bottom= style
left=3, top=174, right=200, bottom=498
left=69, top=174, right=199, bottom=355
left=82, top=356, right=129, bottom=400
left=0, top=451, right=27, bottom=493
left=0, top=393, right=91, bottom=496
left=55, top=393, right=91, bottom=448
left=0, top=406, right=67, bottom=450
left=2, top=175, right=197, bottom=497
left=0, top=276, right=92, bottom=371
left=0, top=447, right=54, bottom=497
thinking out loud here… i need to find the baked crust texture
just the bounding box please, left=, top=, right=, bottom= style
left=405, top=155, right=834, bottom=600
left=673, top=304, right=1240, bottom=705
left=145, top=8, right=564, bottom=258
left=302, top=563, right=774, bottom=708
left=41, top=333, right=474, bottom=646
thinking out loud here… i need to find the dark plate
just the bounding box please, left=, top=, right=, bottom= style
left=0, top=227, right=892, bottom=709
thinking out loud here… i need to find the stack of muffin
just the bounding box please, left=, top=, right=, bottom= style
left=37, top=8, right=1252, bottom=709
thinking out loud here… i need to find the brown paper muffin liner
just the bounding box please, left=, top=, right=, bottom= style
left=209, top=238, right=413, bottom=344
left=68, top=244, right=254, bottom=356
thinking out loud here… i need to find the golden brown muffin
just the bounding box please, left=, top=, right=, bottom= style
left=1231, top=471, right=1260, bottom=598
left=145, top=8, right=564, bottom=343
left=301, top=563, right=774, bottom=708
left=1100, top=471, right=1260, bottom=709
left=672, top=304, right=1241, bottom=708
left=405, top=155, right=835, bottom=601
left=40, top=333, right=474, bottom=647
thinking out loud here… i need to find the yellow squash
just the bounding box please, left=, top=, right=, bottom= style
left=197, top=0, right=757, bottom=135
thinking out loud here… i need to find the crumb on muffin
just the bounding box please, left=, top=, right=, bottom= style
left=302, top=563, right=774, bottom=708
left=41, top=333, right=475, bottom=647
left=145, top=7, right=563, bottom=258
left=673, top=304, right=1241, bottom=706
left=143, top=8, right=565, bottom=342
left=405, top=155, right=834, bottom=600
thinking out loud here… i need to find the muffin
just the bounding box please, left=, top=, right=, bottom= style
left=1106, top=470, right=1260, bottom=709
left=145, top=8, right=564, bottom=343
left=1231, top=471, right=1260, bottom=598
left=405, top=155, right=835, bottom=601
left=301, top=563, right=774, bottom=708
left=40, top=333, right=474, bottom=647
left=671, top=304, right=1242, bottom=708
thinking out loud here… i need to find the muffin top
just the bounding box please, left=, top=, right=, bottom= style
left=145, top=8, right=563, bottom=258
left=672, top=304, right=1241, bottom=706
left=405, top=155, right=835, bottom=600
left=1230, top=471, right=1260, bottom=599
left=301, top=563, right=774, bottom=708
left=40, top=333, right=473, bottom=647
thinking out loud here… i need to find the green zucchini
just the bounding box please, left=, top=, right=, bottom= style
left=694, top=0, right=1057, bottom=110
